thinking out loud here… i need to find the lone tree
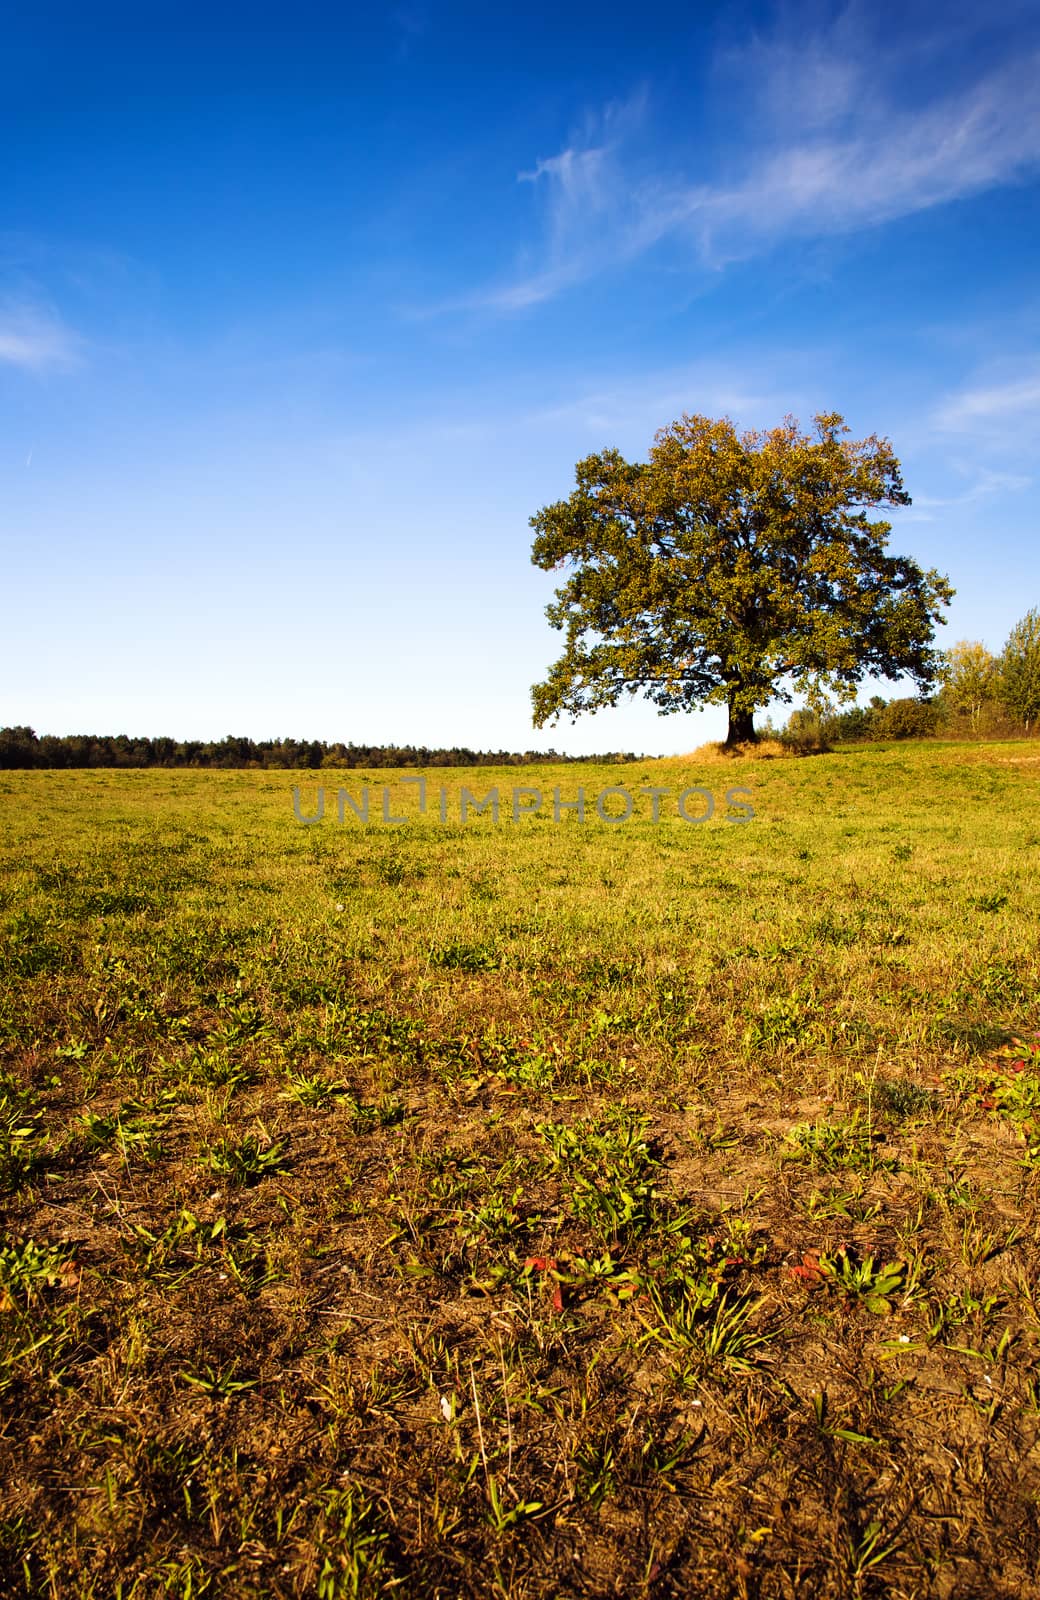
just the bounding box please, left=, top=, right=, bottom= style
left=530, top=412, right=954, bottom=745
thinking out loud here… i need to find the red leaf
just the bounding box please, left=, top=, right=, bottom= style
left=790, top=1251, right=823, bottom=1284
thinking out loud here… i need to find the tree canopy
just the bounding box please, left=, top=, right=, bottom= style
left=998, top=607, right=1040, bottom=732
left=529, top=411, right=954, bottom=745
left=942, top=641, right=998, bottom=734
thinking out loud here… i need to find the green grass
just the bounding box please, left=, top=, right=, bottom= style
left=0, top=741, right=1039, bottom=1596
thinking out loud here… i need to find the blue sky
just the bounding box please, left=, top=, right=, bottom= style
left=3, top=0, right=1039, bottom=753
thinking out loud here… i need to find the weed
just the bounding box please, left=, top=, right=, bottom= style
left=811, top=1392, right=883, bottom=1446
left=819, top=1248, right=907, bottom=1315
left=432, top=940, right=501, bottom=972
left=281, top=1069, right=353, bottom=1107
left=874, top=1077, right=938, bottom=1118
left=783, top=1113, right=888, bottom=1172
left=206, top=1131, right=290, bottom=1185
left=0, top=1077, right=40, bottom=1189
left=745, top=991, right=814, bottom=1050
left=0, top=1236, right=75, bottom=1305
left=539, top=1109, right=662, bottom=1241
left=969, top=892, right=1009, bottom=914
left=180, top=1360, right=258, bottom=1399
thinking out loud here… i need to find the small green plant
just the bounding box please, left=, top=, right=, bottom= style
left=0, top=1236, right=74, bottom=1305
left=820, top=1248, right=906, bottom=1314
left=313, top=1486, right=391, bottom=1597
left=132, top=1208, right=227, bottom=1278
left=969, top=892, right=1008, bottom=914
left=80, top=1099, right=168, bottom=1163
left=206, top=1132, right=289, bottom=1186
left=484, top=1473, right=545, bottom=1532
left=874, top=1077, right=937, bottom=1118
left=458, top=1187, right=523, bottom=1247
left=280, top=1069, right=353, bottom=1108
left=180, top=1359, right=257, bottom=1399
left=744, top=992, right=813, bottom=1050
left=979, top=1039, right=1040, bottom=1158
left=697, top=1293, right=775, bottom=1372
left=810, top=1391, right=883, bottom=1446
left=574, top=1436, right=617, bottom=1510
left=927, top=1288, right=1000, bottom=1342
left=187, top=1048, right=251, bottom=1089
left=351, top=1094, right=406, bottom=1131
left=803, top=1187, right=882, bottom=1222
left=539, top=1110, right=662, bottom=1241
left=55, top=1039, right=90, bottom=1060
left=0, top=1077, right=41, bottom=1190
left=640, top=1272, right=772, bottom=1374
left=847, top=1517, right=898, bottom=1581
left=783, top=1113, right=887, bottom=1171
left=432, top=941, right=501, bottom=973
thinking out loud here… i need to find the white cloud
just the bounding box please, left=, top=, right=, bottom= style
left=465, top=27, right=1040, bottom=310
left=524, top=368, right=788, bottom=441
left=903, top=466, right=1033, bottom=519
left=0, top=303, right=82, bottom=372
left=934, top=373, right=1040, bottom=430
left=690, top=55, right=1040, bottom=254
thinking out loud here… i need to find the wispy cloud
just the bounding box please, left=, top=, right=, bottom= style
left=464, top=93, right=667, bottom=311
left=521, top=366, right=790, bottom=441
left=903, top=466, right=1033, bottom=520
left=465, top=19, right=1040, bottom=310
left=328, top=353, right=813, bottom=464
left=0, top=302, right=82, bottom=372
left=687, top=56, right=1040, bottom=257
left=934, top=371, right=1040, bottom=430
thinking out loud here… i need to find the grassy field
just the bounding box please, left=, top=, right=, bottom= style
left=1, top=743, right=1039, bottom=1598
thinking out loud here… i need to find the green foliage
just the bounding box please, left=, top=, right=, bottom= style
left=820, top=1247, right=907, bottom=1314
left=981, top=1040, right=1040, bottom=1158
left=0, top=1236, right=74, bottom=1304
left=431, top=940, right=501, bottom=972
left=641, top=1282, right=773, bottom=1373
left=206, top=1132, right=290, bottom=1185
left=180, top=1360, right=257, bottom=1399
left=529, top=411, right=953, bottom=744
left=313, top=1486, right=390, bottom=1598
left=866, top=696, right=942, bottom=741
left=0, top=1075, right=41, bottom=1190
left=0, top=725, right=631, bottom=771
left=539, top=1110, right=662, bottom=1241
left=998, top=607, right=1040, bottom=731
left=874, top=1077, right=937, bottom=1119
left=280, top=1069, right=353, bottom=1107
left=782, top=1114, right=887, bottom=1171
left=783, top=610, right=1039, bottom=743
left=941, top=640, right=999, bottom=733
left=744, top=991, right=814, bottom=1050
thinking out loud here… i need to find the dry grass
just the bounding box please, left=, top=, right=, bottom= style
left=676, top=739, right=791, bottom=762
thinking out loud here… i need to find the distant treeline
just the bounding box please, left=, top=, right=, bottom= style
left=0, top=728, right=642, bottom=771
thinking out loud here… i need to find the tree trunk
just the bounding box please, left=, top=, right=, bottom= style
left=725, top=703, right=757, bottom=746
